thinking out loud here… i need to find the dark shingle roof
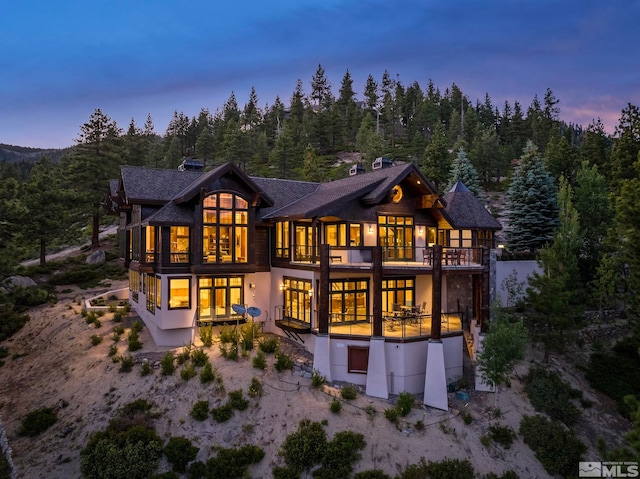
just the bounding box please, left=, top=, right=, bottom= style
left=250, top=177, right=320, bottom=220
left=444, top=182, right=502, bottom=230
left=120, top=166, right=203, bottom=204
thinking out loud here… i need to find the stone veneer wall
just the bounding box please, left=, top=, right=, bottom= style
left=0, top=415, right=18, bottom=479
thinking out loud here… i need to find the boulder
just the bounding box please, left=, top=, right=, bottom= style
left=3, top=275, right=37, bottom=290
left=86, top=250, right=106, bottom=265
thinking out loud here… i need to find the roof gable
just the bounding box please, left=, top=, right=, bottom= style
left=444, top=183, right=502, bottom=230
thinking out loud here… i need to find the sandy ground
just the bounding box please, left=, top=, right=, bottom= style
left=0, top=277, right=630, bottom=478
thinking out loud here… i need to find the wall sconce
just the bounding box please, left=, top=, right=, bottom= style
left=279, top=283, right=285, bottom=291
left=249, top=283, right=256, bottom=290
left=308, top=289, right=314, bottom=297
left=368, top=225, right=373, bottom=233
left=418, top=227, right=424, bottom=235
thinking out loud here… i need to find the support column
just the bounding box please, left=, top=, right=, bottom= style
left=313, top=244, right=331, bottom=381
left=424, top=245, right=448, bottom=410
left=366, top=246, right=388, bottom=398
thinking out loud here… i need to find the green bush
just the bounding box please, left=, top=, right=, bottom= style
left=204, top=444, right=265, bottom=478
left=140, top=362, right=152, bottom=376
left=127, top=329, right=143, bottom=351
left=113, top=325, right=125, bottom=336
left=248, top=377, right=263, bottom=398
left=119, top=355, right=135, bottom=373
left=48, top=266, right=101, bottom=288
left=164, top=436, right=199, bottom=472
left=228, top=390, right=249, bottom=411
left=488, top=423, right=517, bottom=449
left=131, top=320, right=144, bottom=333
left=272, top=466, right=300, bottom=479
left=384, top=407, right=399, bottom=423
left=108, top=344, right=118, bottom=357
left=160, top=351, right=176, bottom=376
left=0, top=307, right=29, bottom=341
left=18, top=407, right=58, bottom=437
left=200, top=362, right=216, bottom=383
left=112, top=310, right=124, bottom=322
left=240, top=321, right=261, bottom=350
left=199, top=325, right=213, bottom=347
left=341, top=384, right=358, bottom=400
left=85, top=311, right=97, bottom=324
left=484, top=471, right=519, bottom=479
left=190, top=401, right=209, bottom=421
left=93, top=319, right=102, bottom=328
left=253, top=350, right=267, bottom=370
left=191, top=348, right=208, bottom=367
left=354, top=470, right=392, bottom=479
left=91, top=334, right=103, bottom=346
left=219, top=343, right=239, bottom=361
left=180, top=363, right=197, bottom=381
left=519, top=414, right=586, bottom=477
left=396, top=457, right=475, bottom=479
left=211, top=403, right=234, bottom=423
left=311, top=370, right=326, bottom=388
left=176, top=346, right=191, bottom=365
left=396, top=392, right=414, bottom=416
left=524, top=366, right=581, bottom=425
left=280, top=420, right=327, bottom=473
left=329, top=398, right=342, bottom=413
left=313, top=430, right=366, bottom=479
left=219, top=325, right=238, bottom=344
left=259, top=336, right=279, bottom=353
left=275, top=351, right=293, bottom=371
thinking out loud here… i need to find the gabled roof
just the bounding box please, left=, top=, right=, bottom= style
left=250, top=177, right=320, bottom=220
left=120, top=166, right=203, bottom=204
left=444, top=181, right=502, bottom=230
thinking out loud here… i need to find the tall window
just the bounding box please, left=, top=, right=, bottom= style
left=294, top=224, right=316, bottom=261
left=170, top=226, right=190, bottom=263
left=198, top=277, right=243, bottom=321
left=382, top=278, right=414, bottom=313
left=330, top=279, right=369, bottom=323
left=203, top=193, right=248, bottom=263
left=129, top=270, right=139, bottom=302
left=146, top=274, right=156, bottom=313
left=283, top=277, right=312, bottom=324
left=275, top=221, right=289, bottom=258
left=169, top=278, right=190, bottom=309
left=449, top=229, right=472, bottom=248
left=145, top=226, right=156, bottom=263
left=478, top=230, right=493, bottom=248
left=378, top=216, right=414, bottom=260
left=155, top=276, right=162, bottom=309
left=325, top=223, right=362, bottom=247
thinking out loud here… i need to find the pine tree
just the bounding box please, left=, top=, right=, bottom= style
left=421, top=123, right=450, bottom=193
left=447, top=147, right=481, bottom=195
left=0, top=174, right=27, bottom=274
left=505, top=141, right=558, bottom=253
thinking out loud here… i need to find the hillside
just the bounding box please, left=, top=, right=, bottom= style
left=0, top=246, right=632, bottom=478
left=0, top=143, right=72, bottom=164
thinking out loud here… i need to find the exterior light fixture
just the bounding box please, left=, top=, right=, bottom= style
left=249, top=283, right=256, bottom=290
left=308, top=289, right=314, bottom=297
left=419, top=227, right=424, bottom=235
left=279, top=283, right=285, bottom=291
left=368, top=225, right=373, bottom=233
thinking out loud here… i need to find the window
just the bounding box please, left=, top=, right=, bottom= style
left=378, top=216, right=414, bottom=260
left=145, top=226, right=156, bottom=263
left=203, top=193, right=248, bottom=263
left=449, top=229, right=472, bottom=248
left=283, top=277, right=312, bottom=325
left=294, top=224, right=316, bottom=261
left=325, top=223, right=362, bottom=247
left=156, top=276, right=161, bottom=309
left=330, top=279, right=368, bottom=323
left=478, top=230, right=493, bottom=248
left=169, top=278, right=190, bottom=309
left=146, top=274, right=156, bottom=313
left=348, top=346, right=369, bottom=373
left=382, top=278, right=414, bottom=313
left=170, top=226, right=190, bottom=263
left=198, top=277, right=243, bottom=321
left=129, top=270, right=139, bottom=302
left=275, top=221, right=289, bottom=258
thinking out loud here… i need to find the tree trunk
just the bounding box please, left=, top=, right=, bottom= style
left=92, top=213, right=101, bottom=248
left=39, top=237, right=47, bottom=265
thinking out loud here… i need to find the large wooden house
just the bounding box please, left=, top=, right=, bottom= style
left=108, top=160, right=501, bottom=408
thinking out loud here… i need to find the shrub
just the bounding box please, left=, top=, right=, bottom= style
left=90, top=334, right=103, bottom=346
left=219, top=325, right=238, bottom=344
left=119, top=355, right=135, bottom=373
left=341, top=384, right=358, bottom=400
left=259, top=336, right=279, bottom=353
left=85, top=311, right=97, bottom=324
left=108, top=344, right=118, bottom=357
left=113, top=325, right=125, bottom=336
left=461, top=410, right=473, bottom=424
left=18, top=407, right=58, bottom=437
left=219, top=343, right=238, bottom=361
left=176, top=345, right=191, bottom=365
left=160, top=352, right=176, bottom=376
left=240, top=321, right=260, bottom=350
left=396, top=392, right=414, bottom=416
left=396, top=457, right=475, bottom=479
left=248, top=377, right=263, bottom=398
left=488, top=423, right=517, bottom=449
left=384, top=407, right=399, bottom=423
left=199, top=325, right=213, bottom=347
left=93, top=319, right=102, bottom=328
left=199, top=362, right=216, bottom=384
left=127, top=329, right=143, bottom=351
left=112, top=310, right=124, bottom=322
left=131, top=320, right=144, bottom=333
left=140, top=362, right=152, bottom=376
left=190, top=401, right=209, bottom=421
left=274, top=351, right=293, bottom=371
left=484, top=471, right=519, bottom=479
left=191, top=348, right=208, bottom=367
left=519, top=414, right=586, bottom=477
left=311, top=369, right=326, bottom=388
left=211, top=403, right=234, bottom=423
left=0, top=307, right=29, bottom=341
left=524, top=366, right=581, bottom=425
left=253, top=350, right=267, bottom=370
left=315, top=430, right=366, bottom=479
left=180, top=363, right=197, bottom=381
left=228, top=390, right=249, bottom=411
left=354, top=470, right=392, bottom=479
left=415, top=420, right=425, bottom=431
left=272, top=466, right=300, bottom=479
left=330, top=398, right=342, bottom=413
left=164, top=436, right=199, bottom=473
left=280, top=419, right=327, bottom=473
left=204, top=444, right=264, bottom=478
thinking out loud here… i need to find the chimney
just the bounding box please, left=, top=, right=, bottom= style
left=349, top=164, right=366, bottom=176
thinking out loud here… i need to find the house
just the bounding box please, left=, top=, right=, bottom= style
left=107, top=160, right=501, bottom=408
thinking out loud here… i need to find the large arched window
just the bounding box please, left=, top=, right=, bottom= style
left=203, top=193, right=248, bottom=263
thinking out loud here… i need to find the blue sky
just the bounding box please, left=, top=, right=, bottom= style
left=2, top=0, right=638, bottom=149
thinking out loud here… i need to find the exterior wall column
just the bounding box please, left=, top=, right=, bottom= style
left=366, top=246, right=388, bottom=398
left=481, top=246, right=490, bottom=331
left=424, top=245, right=448, bottom=410
left=313, top=244, right=331, bottom=381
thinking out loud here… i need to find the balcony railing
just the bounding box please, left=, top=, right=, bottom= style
left=322, top=246, right=485, bottom=268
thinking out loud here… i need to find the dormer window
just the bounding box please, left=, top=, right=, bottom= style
left=203, top=193, right=248, bottom=263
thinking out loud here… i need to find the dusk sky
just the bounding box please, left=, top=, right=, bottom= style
left=2, top=1, right=638, bottom=149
